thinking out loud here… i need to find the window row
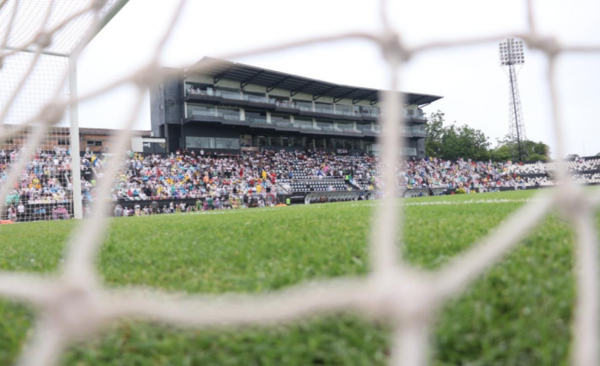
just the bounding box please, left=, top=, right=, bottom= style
left=185, top=137, right=240, bottom=149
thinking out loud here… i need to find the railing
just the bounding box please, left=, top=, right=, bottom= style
left=272, top=117, right=291, bottom=125
left=187, top=89, right=275, bottom=105
left=274, top=120, right=296, bottom=128
left=360, top=126, right=379, bottom=134
left=223, top=113, right=241, bottom=121
left=189, top=110, right=241, bottom=121
left=299, top=124, right=319, bottom=131
left=187, top=90, right=426, bottom=120
left=314, top=107, right=335, bottom=115
left=333, top=109, right=355, bottom=117
left=360, top=111, right=380, bottom=118
left=220, top=92, right=243, bottom=100
left=187, top=89, right=221, bottom=97
left=275, top=101, right=299, bottom=110
left=191, top=110, right=223, bottom=118
left=248, top=117, right=269, bottom=125
left=247, top=95, right=275, bottom=105
left=319, top=125, right=339, bottom=132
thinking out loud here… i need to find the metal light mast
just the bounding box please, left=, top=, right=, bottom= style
left=499, top=38, right=526, bottom=161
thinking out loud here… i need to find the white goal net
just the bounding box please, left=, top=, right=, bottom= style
left=0, top=0, right=599, bottom=365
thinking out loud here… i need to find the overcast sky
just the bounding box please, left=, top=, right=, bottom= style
left=76, top=0, right=600, bottom=158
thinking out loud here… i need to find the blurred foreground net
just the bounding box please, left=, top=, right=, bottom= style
left=1, top=0, right=599, bottom=365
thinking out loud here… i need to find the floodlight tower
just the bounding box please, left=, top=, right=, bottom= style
left=499, top=38, right=526, bottom=161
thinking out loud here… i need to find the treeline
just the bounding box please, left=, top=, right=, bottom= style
left=424, top=111, right=550, bottom=162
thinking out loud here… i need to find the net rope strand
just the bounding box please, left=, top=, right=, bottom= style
left=0, top=0, right=598, bottom=365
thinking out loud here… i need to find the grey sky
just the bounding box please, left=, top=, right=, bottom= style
left=77, top=0, right=600, bottom=158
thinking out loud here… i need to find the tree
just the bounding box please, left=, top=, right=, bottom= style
left=425, top=111, right=490, bottom=160
left=438, top=124, right=491, bottom=160
left=425, top=110, right=552, bottom=161
left=490, top=135, right=550, bottom=162
left=424, top=111, right=444, bottom=157
left=567, top=154, right=580, bottom=159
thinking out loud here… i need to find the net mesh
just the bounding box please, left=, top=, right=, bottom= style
left=1, top=0, right=599, bottom=365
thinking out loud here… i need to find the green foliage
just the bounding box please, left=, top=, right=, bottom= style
left=425, top=111, right=551, bottom=162
left=567, top=154, right=580, bottom=159
left=0, top=189, right=597, bottom=365
left=438, top=124, right=491, bottom=161
left=490, top=135, right=550, bottom=162
left=424, top=111, right=445, bottom=158
left=425, top=110, right=490, bottom=161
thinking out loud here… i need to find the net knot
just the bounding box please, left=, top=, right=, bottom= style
left=380, top=32, right=410, bottom=64
left=34, top=32, right=53, bottom=49
left=40, top=103, right=66, bottom=125
left=557, top=183, right=588, bottom=220
left=366, top=270, right=435, bottom=323
left=45, top=285, right=102, bottom=337
left=132, top=63, right=162, bottom=89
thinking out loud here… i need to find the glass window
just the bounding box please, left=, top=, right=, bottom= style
left=185, top=137, right=240, bottom=149
left=185, top=137, right=214, bottom=149
left=316, top=120, right=333, bottom=129
left=272, top=114, right=290, bottom=125
left=336, top=120, right=353, bottom=130
left=294, top=99, right=312, bottom=111
left=336, top=104, right=352, bottom=112
left=314, top=102, right=333, bottom=114
left=295, top=117, right=313, bottom=128
left=218, top=106, right=240, bottom=120
left=404, top=147, right=417, bottom=156
left=187, top=103, right=215, bottom=118
left=215, top=138, right=240, bottom=149
left=216, top=88, right=241, bottom=100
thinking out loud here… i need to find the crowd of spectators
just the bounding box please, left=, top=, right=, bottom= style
left=400, top=158, right=533, bottom=192
left=1, top=146, right=73, bottom=205
left=3, top=145, right=600, bottom=221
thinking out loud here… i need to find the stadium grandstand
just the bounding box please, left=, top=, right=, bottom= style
left=150, top=57, right=441, bottom=159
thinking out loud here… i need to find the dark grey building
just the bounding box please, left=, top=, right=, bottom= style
left=150, top=57, right=442, bottom=158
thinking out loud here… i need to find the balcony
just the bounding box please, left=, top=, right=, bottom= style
left=247, top=117, right=270, bottom=126
left=184, top=110, right=249, bottom=126
left=185, top=90, right=277, bottom=110
left=186, top=90, right=376, bottom=121
left=354, top=124, right=426, bottom=138
left=402, top=125, right=427, bottom=137
left=299, top=107, right=363, bottom=122
left=360, top=125, right=379, bottom=137
left=185, top=90, right=428, bottom=123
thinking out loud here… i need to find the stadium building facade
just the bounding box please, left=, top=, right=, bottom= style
left=150, top=57, right=442, bottom=159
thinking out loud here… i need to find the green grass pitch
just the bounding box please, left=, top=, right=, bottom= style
left=0, top=189, right=596, bottom=365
